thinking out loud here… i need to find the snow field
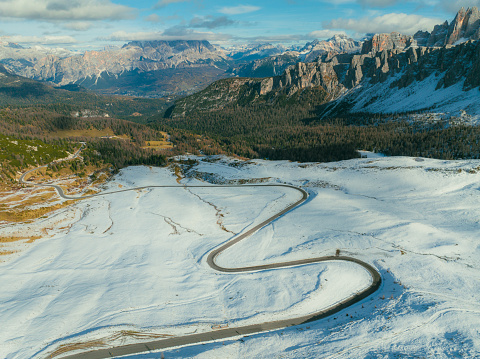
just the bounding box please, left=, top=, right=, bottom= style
left=1, top=155, right=480, bottom=358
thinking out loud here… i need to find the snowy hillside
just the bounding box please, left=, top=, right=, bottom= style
left=346, top=73, right=480, bottom=121
left=1, top=155, right=480, bottom=358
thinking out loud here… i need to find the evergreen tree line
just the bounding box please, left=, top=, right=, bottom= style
left=158, top=96, right=480, bottom=162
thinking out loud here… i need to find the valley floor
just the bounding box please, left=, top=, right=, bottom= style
left=1, top=155, right=479, bottom=358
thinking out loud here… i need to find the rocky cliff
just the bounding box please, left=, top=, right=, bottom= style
left=359, top=7, right=480, bottom=53
left=169, top=22, right=480, bottom=118
left=230, top=35, right=362, bottom=79
left=361, top=32, right=416, bottom=54
left=31, top=40, right=229, bottom=83
left=3, top=7, right=480, bottom=103
left=231, top=53, right=300, bottom=78
left=0, top=40, right=230, bottom=97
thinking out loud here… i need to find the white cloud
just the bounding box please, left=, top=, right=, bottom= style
left=324, top=0, right=480, bottom=11
left=218, top=5, right=261, bottom=15
left=0, top=0, right=135, bottom=21
left=145, top=14, right=161, bottom=23
left=323, top=13, right=442, bottom=35
left=105, top=29, right=232, bottom=42
left=438, top=0, right=480, bottom=13
left=189, top=16, right=236, bottom=29
left=307, top=30, right=347, bottom=39
left=62, top=21, right=93, bottom=31
left=2, top=35, right=77, bottom=45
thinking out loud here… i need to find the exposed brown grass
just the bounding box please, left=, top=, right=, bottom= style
left=0, top=200, right=77, bottom=222
left=0, top=235, right=41, bottom=243
left=52, top=127, right=114, bottom=138
left=143, top=140, right=174, bottom=150
left=174, top=166, right=183, bottom=184
left=142, top=131, right=174, bottom=150
left=0, top=250, right=18, bottom=256
left=48, top=339, right=107, bottom=358
left=48, top=330, right=173, bottom=358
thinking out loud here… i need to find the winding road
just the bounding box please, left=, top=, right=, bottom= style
left=19, top=149, right=381, bottom=359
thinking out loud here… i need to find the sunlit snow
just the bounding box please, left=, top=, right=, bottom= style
left=1, top=155, right=480, bottom=358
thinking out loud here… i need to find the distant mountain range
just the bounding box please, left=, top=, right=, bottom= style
left=0, top=36, right=363, bottom=98
left=167, top=7, right=480, bottom=120
left=1, top=6, right=480, bottom=107
left=0, top=63, right=167, bottom=120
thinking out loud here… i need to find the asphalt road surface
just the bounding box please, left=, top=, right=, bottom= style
left=19, top=151, right=381, bottom=359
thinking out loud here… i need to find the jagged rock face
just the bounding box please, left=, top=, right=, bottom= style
left=344, top=54, right=371, bottom=87
left=231, top=53, right=299, bottom=78
left=27, top=40, right=228, bottom=85
left=362, top=7, right=480, bottom=52
left=301, top=35, right=362, bottom=62
left=264, top=61, right=345, bottom=96
left=232, top=36, right=362, bottom=78
left=361, top=32, right=416, bottom=54
left=414, top=7, right=480, bottom=47
left=168, top=34, right=480, bottom=118
left=413, top=31, right=430, bottom=47
left=425, top=21, right=450, bottom=47
left=464, top=40, right=480, bottom=89
left=445, top=7, right=480, bottom=45
left=344, top=40, right=480, bottom=91
left=0, top=43, right=74, bottom=76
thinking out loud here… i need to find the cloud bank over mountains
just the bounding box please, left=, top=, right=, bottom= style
left=0, top=0, right=474, bottom=48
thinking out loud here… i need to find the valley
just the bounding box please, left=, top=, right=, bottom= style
left=1, top=3, right=480, bottom=359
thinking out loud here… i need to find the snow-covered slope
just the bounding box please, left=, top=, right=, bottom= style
left=347, top=73, right=480, bottom=120
left=1, top=155, right=480, bottom=358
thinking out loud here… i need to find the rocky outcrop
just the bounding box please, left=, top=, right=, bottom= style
left=361, top=32, right=416, bottom=54
left=414, top=7, right=480, bottom=47
left=231, top=53, right=300, bottom=78
left=231, top=35, right=362, bottom=79
left=266, top=61, right=345, bottom=96
left=425, top=21, right=450, bottom=47
left=363, top=8, right=480, bottom=52
left=445, top=7, right=480, bottom=45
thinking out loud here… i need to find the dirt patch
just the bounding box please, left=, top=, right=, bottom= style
left=174, top=166, right=184, bottom=184
left=0, top=235, right=41, bottom=243
left=0, top=250, right=18, bottom=256
left=0, top=200, right=77, bottom=222
left=48, top=330, right=173, bottom=358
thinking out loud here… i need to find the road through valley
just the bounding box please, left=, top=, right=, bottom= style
left=19, top=154, right=381, bottom=359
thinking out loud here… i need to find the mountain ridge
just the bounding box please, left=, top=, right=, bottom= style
left=167, top=8, right=480, bottom=120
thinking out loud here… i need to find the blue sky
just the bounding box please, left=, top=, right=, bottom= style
left=0, top=0, right=477, bottom=50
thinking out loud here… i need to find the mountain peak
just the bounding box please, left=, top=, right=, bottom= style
left=0, top=41, right=24, bottom=49
left=445, top=6, right=480, bottom=45
left=122, top=40, right=215, bottom=52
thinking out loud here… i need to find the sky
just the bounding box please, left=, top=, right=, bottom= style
left=0, top=0, right=478, bottom=50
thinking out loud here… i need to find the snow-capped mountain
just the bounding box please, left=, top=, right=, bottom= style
left=299, top=34, right=362, bottom=62
left=174, top=7, right=480, bottom=119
